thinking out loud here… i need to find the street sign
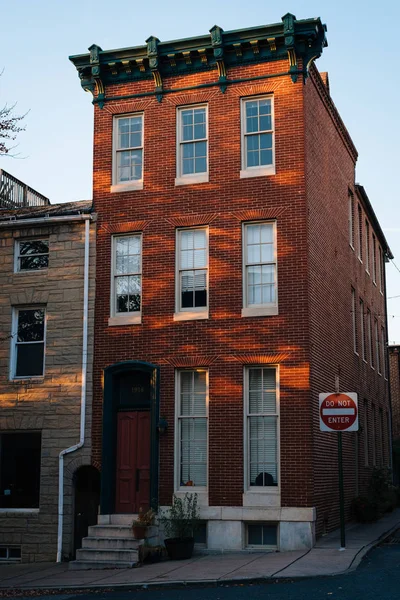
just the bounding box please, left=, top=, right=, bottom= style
left=319, top=393, right=358, bottom=432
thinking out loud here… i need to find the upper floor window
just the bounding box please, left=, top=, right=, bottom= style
left=378, top=246, right=384, bottom=293
left=15, top=239, right=49, bottom=272
left=245, top=367, right=279, bottom=489
left=357, top=204, right=363, bottom=262
left=112, top=114, right=143, bottom=191
left=365, top=220, right=370, bottom=274
left=241, top=96, right=275, bottom=178
left=372, top=234, right=377, bottom=284
left=176, top=105, right=208, bottom=185
left=242, top=222, right=278, bottom=317
left=11, top=307, right=46, bottom=379
left=109, top=234, right=142, bottom=326
left=352, top=287, right=358, bottom=355
left=348, top=191, right=354, bottom=249
left=175, top=228, right=208, bottom=321
left=176, top=369, right=208, bottom=489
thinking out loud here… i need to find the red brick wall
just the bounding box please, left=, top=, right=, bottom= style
left=304, top=67, right=391, bottom=535
left=390, top=347, right=400, bottom=440
left=91, top=59, right=315, bottom=508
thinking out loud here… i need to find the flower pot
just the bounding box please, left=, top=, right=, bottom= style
left=164, top=537, right=194, bottom=560
left=133, top=525, right=147, bottom=539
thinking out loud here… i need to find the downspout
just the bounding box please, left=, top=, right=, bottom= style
left=57, top=216, right=91, bottom=562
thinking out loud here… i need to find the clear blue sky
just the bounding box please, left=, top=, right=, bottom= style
left=2, top=0, right=400, bottom=341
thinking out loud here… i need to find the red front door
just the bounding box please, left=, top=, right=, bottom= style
left=115, top=411, right=151, bottom=513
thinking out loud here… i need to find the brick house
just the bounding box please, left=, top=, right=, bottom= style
left=0, top=170, right=96, bottom=562
left=70, top=13, right=392, bottom=558
left=389, top=346, right=400, bottom=481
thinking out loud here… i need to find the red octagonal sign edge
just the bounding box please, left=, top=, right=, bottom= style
left=319, top=393, right=358, bottom=432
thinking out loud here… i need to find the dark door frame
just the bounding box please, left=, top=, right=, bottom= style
left=100, top=360, right=160, bottom=515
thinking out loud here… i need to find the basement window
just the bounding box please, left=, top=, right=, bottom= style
left=0, top=546, right=21, bottom=562
left=247, top=523, right=277, bottom=548
left=0, top=432, right=41, bottom=509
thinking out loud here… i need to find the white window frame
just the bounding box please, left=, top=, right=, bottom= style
left=357, top=204, right=363, bottom=262
left=365, top=220, right=370, bottom=274
left=14, top=238, right=49, bottom=273
left=240, top=95, right=275, bottom=178
left=109, top=234, right=142, bottom=326
left=243, top=366, right=280, bottom=493
left=363, top=400, right=369, bottom=467
left=372, top=234, right=377, bottom=285
left=111, top=113, right=144, bottom=192
left=174, top=369, right=209, bottom=492
left=242, top=221, right=278, bottom=317
left=371, top=404, right=376, bottom=466
left=349, top=191, right=354, bottom=249
left=382, top=326, right=387, bottom=380
left=174, top=227, right=209, bottom=321
left=360, top=298, right=366, bottom=362
left=367, top=308, right=374, bottom=369
left=175, top=104, right=209, bottom=186
left=375, top=318, right=381, bottom=375
left=379, top=246, right=384, bottom=294
left=10, top=307, right=46, bottom=380
left=352, top=287, right=358, bottom=355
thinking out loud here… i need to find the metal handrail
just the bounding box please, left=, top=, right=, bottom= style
left=0, top=169, right=50, bottom=208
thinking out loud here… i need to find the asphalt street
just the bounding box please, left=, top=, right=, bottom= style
left=7, top=539, right=400, bottom=600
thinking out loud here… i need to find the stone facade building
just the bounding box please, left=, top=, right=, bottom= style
left=0, top=171, right=96, bottom=562
left=68, top=13, right=392, bottom=561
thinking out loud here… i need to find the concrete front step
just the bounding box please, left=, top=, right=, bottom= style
left=88, top=524, right=135, bottom=538
left=76, top=548, right=138, bottom=563
left=82, top=536, right=141, bottom=550
left=70, top=559, right=136, bottom=570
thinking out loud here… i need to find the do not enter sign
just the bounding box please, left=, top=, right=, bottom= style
left=319, top=393, right=358, bottom=432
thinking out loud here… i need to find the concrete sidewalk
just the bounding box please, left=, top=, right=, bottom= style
left=1, top=509, right=399, bottom=590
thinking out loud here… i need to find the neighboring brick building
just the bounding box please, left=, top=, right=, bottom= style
left=0, top=170, right=96, bottom=562
left=70, top=13, right=392, bottom=557
left=389, top=345, right=400, bottom=481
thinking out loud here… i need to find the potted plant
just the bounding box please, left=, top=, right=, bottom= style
left=158, top=492, right=200, bottom=560
left=132, top=507, right=155, bottom=539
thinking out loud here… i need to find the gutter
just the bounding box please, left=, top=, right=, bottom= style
left=56, top=215, right=91, bottom=562
left=0, top=214, right=92, bottom=228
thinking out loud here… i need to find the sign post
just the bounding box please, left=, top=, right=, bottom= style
left=319, top=392, right=358, bottom=550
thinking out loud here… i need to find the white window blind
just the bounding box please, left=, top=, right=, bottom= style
left=178, top=370, right=208, bottom=488
left=246, top=368, right=278, bottom=487
left=178, top=229, right=208, bottom=311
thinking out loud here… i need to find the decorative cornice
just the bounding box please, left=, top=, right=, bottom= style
left=70, top=14, right=327, bottom=106
left=165, top=213, right=218, bottom=227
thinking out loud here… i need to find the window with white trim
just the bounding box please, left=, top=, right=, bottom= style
left=15, top=239, right=49, bottom=272
left=113, top=114, right=143, bottom=189
left=367, top=308, right=374, bottom=368
left=176, top=370, right=208, bottom=489
left=175, top=228, right=208, bottom=319
left=381, top=326, right=387, bottom=379
left=242, top=222, right=277, bottom=317
left=375, top=318, right=381, bottom=374
left=379, top=246, right=384, bottom=293
left=241, top=96, right=275, bottom=178
left=111, top=235, right=142, bottom=321
left=363, top=400, right=369, bottom=467
left=11, top=308, right=45, bottom=378
left=176, top=105, right=208, bottom=185
left=360, top=298, right=366, bottom=361
left=0, top=432, right=41, bottom=509
left=371, top=404, right=376, bottom=466
left=349, top=191, right=354, bottom=249
left=245, top=367, right=279, bottom=488
left=365, top=220, right=370, bottom=273
left=357, top=204, right=363, bottom=261
left=352, top=288, right=358, bottom=355
left=372, top=234, right=377, bottom=284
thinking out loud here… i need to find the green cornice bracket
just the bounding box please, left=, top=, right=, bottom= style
left=281, top=13, right=298, bottom=83
left=87, top=43, right=106, bottom=108
left=210, top=25, right=227, bottom=93
left=146, top=36, right=163, bottom=102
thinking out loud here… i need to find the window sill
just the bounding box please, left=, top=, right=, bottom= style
left=175, top=173, right=209, bottom=186
left=108, top=314, right=141, bottom=326
left=173, top=311, right=209, bottom=322
left=240, top=166, right=275, bottom=179
left=175, top=490, right=208, bottom=507
left=243, top=490, right=280, bottom=508
left=10, top=377, right=44, bottom=385
left=241, top=306, right=278, bottom=318
left=15, top=269, right=48, bottom=275
left=110, top=181, right=143, bottom=193
left=0, top=508, right=39, bottom=514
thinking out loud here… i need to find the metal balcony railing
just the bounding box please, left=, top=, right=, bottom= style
left=0, top=169, right=50, bottom=208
